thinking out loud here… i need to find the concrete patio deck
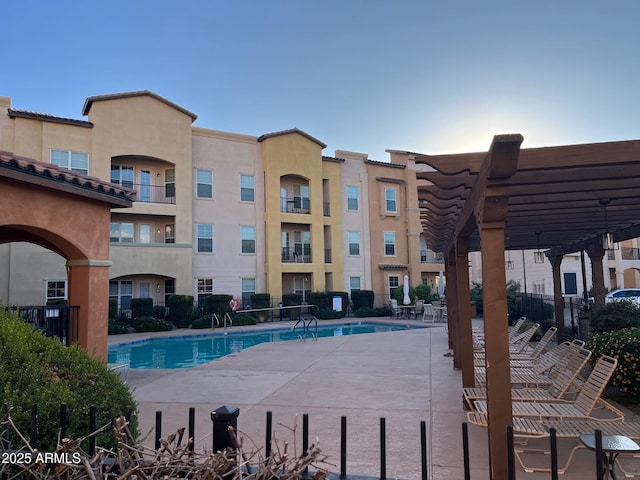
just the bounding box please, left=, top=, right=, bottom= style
left=110, top=318, right=640, bottom=479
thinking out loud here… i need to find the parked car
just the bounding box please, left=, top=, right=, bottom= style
left=605, top=288, right=640, bottom=304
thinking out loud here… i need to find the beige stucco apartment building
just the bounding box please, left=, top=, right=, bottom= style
left=0, top=90, right=445, bottom=312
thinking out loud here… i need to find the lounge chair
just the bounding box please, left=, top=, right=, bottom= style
left=466, top=412, right=640, bottom=474
left=473, top=327, right=559, bottom=368
left=463, top=344, right=591, bottom=409
left=473, top=355, right=623, bottom=422
left=390, top=299, right=401, bottom=318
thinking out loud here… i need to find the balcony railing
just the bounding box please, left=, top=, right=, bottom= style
left=420, top=250, right=445, bottom=264
left=130, top=184, right=176, bottom=205
left=621, top=247, right=640, bottom=260
left=282, top=247, right=312, bottom=263
left=281, top=197, right=310, bottom=214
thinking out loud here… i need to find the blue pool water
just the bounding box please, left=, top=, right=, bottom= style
left=108, top=322, right=424, bottom=369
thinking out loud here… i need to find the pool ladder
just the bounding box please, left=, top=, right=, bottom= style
left=212, top=313, right=233, bottom=329
left=293, top=315, right=318, bottom=342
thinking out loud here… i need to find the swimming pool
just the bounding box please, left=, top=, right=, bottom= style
left=108, top=322, right=424, bottom=369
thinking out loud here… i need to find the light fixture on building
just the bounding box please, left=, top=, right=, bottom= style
left=600, top=199, right=617, bottom=250
left=156, top=283, right=161, bottom=293
left=534, top=232, right=545, bottom=263
left=505, top=250, right=515, bottom=270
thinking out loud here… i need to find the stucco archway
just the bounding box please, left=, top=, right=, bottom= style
left=0, top=152, right=133, bottom=359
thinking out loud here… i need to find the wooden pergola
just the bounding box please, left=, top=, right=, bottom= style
left=414, top=135, right=640, bottom=479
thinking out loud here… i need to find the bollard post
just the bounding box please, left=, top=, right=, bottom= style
left=211, top=406, right=240, bottom=452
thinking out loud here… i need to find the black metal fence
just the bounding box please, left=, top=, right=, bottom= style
left=4, top=305, right=79, bottom=346
left=0, top=403, right=626, bottom=479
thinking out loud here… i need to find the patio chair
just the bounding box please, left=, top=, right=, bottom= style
left=466, top=413, right=640, bottom=474
left=473, top=355, right=623, bottom=422
left=412, top=299, right=424, bottom=319
left=422, top=303, right=435, bottom=322
left=464, top=344, right=591, bottom=409
left=390, top=299, right=401, bottom=318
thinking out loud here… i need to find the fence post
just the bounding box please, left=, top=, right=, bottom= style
left=421, top=421, right=428, bottom=480
left=549, top=427, right=558, bottom=480
left=265, top=410, right=272, bottom=458
left=507, top=425, right=515, bottom=480
left=155, top=411, right=162, bottom=451
left=340, top=416, right=347, bottom=478
left=89, top=406, right=96, bottom=456
left=595, top=429, right=604, bottom=479
left=188, top=407, right=195, bottom=452
left=380, top=417, right=386, bottom=480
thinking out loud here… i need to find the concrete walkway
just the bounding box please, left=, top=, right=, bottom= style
left=110, top=318, right=639, bottom=479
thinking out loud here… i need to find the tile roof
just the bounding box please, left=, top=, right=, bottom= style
left=81, top=90, right=198, bottom=121
left=257, top=128, right=327, bottom=148
left=7, top=108, right=93, bottom=128
left=0, top=151, right=135, bottom=207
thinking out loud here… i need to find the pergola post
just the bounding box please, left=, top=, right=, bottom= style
left=455, top=236, right=474, bottom=386
left=550, top=255, right=565, bottom=339
left=445, top=254, right=460, bottom=366
left=586, top=241, right=607, bottom=304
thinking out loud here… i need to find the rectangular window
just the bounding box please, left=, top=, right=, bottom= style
left=349, top=277, right=361, bottom=291
left=240, top=174, right=255, bottom=202
left=46, top=280, right=67, bottom=303
left=139, top=225, right=151, bottom=243
left=164, top=224, right=175, bottom=244
left=197, top=278, right=213, bottom=305
left=241, top=226, right=256, bottom=253
left=385, top=187, right=397, bottom=213
left=348, top=231, right=360, bottom=256
left=51, top=149, right=89, bottom=175
left=110, top=222, right=134, bottom=243
left=347, top=186, right=359, bottom=211
left=109, top=280, right=133, bottom=310
left=241, top=278, right=256, bottom=307
left=384, top=231, right=396, bottom=256
left=388, top=275, right=399, bottom=300
left=164, top=279, right=175, bottom=306
left=196, top=169, right=213, bottom=198
left=197, top=224, right=213, bottom=252
left=293, top=184, right=310, bottom=211
left=110, top=165, right=134, bottom=188
left=564, top=272, right=578, bottom=295
left=533, top=282, right=545, bottom=295
left=165, top=169, right=176, bottom=198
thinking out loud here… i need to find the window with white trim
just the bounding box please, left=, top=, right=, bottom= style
left=241, top=226, right=256, bottom=253
left=240, top=174, right=255, bottom=202
left=348, top=231, right=360, bottom=255
left=109, top=280, right=132, bottom=310
left=384, top=187, right=397, bottom=213
left=110, top=222, right=134, bottom=243
left=388, top=275, right=399, bottom=300
left=349, top=277, right=361, bottom=291
left=241, top=278, right=256, bottom=307
left=384, top=231, right=396, bottom=256
left=197, top=224, right=213, bottom=253
left=111, top=165, right=134, bottom=188
left=197, top=278, right=213, bottom=304
left=51, top=149, right=88, bottom=175
left=347, top=186, right=359, bottom=211
left=46, top=280, right=67, bottom=303
left=196, top=169, right=213, bottom=198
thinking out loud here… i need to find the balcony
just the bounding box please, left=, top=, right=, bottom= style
left=420, top=250, right=445, bottom=264
left=281, top=197, right=310, bottom=214
left=282, top=247, right=312, bottom=263
left=132, top=184, right=176, bottom=205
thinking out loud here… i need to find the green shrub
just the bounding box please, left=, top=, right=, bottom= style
left=282, top=293, right=302, bottom=320
left=354, top=306, right=393, bottom=317
left=394, top=285, right=416, bottom=305
left=587, top=327, right=640, bottom=402
left=307, top=292, right=329, bottom=312
left=317, top=307, right=342, bottom=319
left=167, top=295, right=194, bottom=328
left=152, top=305, right=167, bottom=319
left=351, top=290, right=374, bottom=310
left=588, top=301, right=640, bottom=335
left=205, top=294, right=234, bottom=316
left=414, top=284, right=434, bottom=302
left=108, top=298, right=118, bottom=321
left=108, top=320, right=129, bottom=335
left=231, top=312, right=258, bottom=326
left=191, top=315, right=215, bottom=329
left=250, top=293, right=272, bottom=322
left=130, top=298, right=153, bottom=320
left=0, top=310, right=138, bottom=451
left=133, top=316, right=173, bottom=332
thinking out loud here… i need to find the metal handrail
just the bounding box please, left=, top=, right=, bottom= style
left=291, top=305, right=319, bottom=341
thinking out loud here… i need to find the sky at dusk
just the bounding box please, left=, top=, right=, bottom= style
left=3, top=1, right=639, bottom=160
